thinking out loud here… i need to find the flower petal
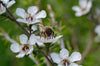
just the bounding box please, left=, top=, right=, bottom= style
left=79, top=0, right=87, bottom=8
left=95, top=25, right=100, bottom=36
left=35, top=10, right=47, bottom=19
left=16, top=52, right=25, bottom=58
left=69, top=63, right=78, bottom=66
left=52, top=35, right=63, bottom=43
left=60, top=48, right=69, bottom=59
left=16, top=8, right=27, bottom=18
left=28, top=6, right=38, bottom=15
left=37, top=41, right=44, bottom=46
left=58, top=63, right=63, bottom=66
left=87, top=0, right=92, bottom=11
left=68, top=52, right=81, bottom=62
left=75, top=12, right=82, bottom=17
left=1, top=0, right=9, bottom=4
left=27, top=46, right=33, bottom=54
left=17, top=18, right=27, bottom=23
left=29, top=34, right=37, bottom=45
left=31, top=25, right=37, bottom=31
left=10, top=43, right=20, bottom=53
left=19, top=34, right=28, bottom=44
left=30, top=19, right=42, bottom=24
left=72, top=6, right=81, bottom=12
left=7, top=0, right=15, bottom=8
left=51, top=53, right=61, bottom=64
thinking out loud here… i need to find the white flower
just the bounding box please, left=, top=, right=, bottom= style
left=10, top=34, right=36, bottom=58
left=51, top=48, right=82, bottom=66
left=31, top=25, right=37, bottom=31
left=16, top=6, right=47, bottom=25
left=72, top=0, right=92, bottom=16
left=95, top=25, right=100, bottom=36
left=0, top=0, right=15, bottom=14
left=34, top=35, right=62, bottom=45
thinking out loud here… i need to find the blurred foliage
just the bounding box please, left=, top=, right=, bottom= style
left=0, top=0, right=100, bottom=66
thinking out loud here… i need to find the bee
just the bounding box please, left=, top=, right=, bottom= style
left=38, top=24, right=54, bottom=39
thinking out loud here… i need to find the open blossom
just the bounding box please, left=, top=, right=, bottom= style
left=10, top=34, right=36, bottom=58
left=16, top=6, right=47, bottom=25
left=51, top=48, right=82, bottom=66
left=28, top=34, right=62, bottom=46
left=37, top=35, right=62, bottom=44
left=95, top=25, right=100, bottom=36
left=0, top=0, right=15, bottom=14
left=72, top=0, right=92, bottom=16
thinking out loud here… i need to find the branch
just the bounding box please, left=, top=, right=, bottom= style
left=46, top=46, right=54, bottom=65
left=77, top=25, right=95, bottom=64
left=29, top=54, right=39, bottom=65
left=71, top=33, right=79, bottom=51
left=0, top=1, right=30, bottom=36
left=35, top=43, right=55, bottom=66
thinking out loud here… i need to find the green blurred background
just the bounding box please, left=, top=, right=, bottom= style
left=0, top=0, right=100, bottom=66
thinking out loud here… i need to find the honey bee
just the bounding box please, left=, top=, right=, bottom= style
left=38, top=24, right=55, bottom=39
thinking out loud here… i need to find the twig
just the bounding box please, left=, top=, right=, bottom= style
left=29, top=54, right=39, bottom=65
left=46, top=46, right=54, bottom=65
left=77, top=24, right=95, bottom=64
left=71, top=33, right=79, bottom=51
left=35, top=43, right=55, bottom=66
left=0, top=1, right=30, bottom=37
left=3, top=32, right=17, bottom=44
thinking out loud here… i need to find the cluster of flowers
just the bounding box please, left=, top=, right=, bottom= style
left=0, top=0, right=86, bottom=66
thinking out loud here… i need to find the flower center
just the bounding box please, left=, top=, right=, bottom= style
left=63, top=59, right=70, bottom=65
left=81, top=7, right=86, bottom=11
left=22, top=44, right=29, bottom=51
left=26, top=14, right=34, bottom=22
left=40, top=27, right=54, bottom=39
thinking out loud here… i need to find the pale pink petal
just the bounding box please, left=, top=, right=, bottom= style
left=75, top=12, right=82, bottom=17
left=35, top=10, right=47, bottom=19
left=60, top=48, right=69, bottom=59
left=52, top=35, right=63, bottom=43
left=72, top=6, right=81, bottom=12
left=10, top=43, right=20, bottom=53
left=16, top=8, right=27, bottom=18
left=27, top=6, right=38, bottom=15
left=19, top=34, right=28, bottom=44
left=29, top=34, right=37, bottom=45
left=27, top=46, right=33, bottom=54
left=69, top=63, right=78, bottom=66
left=1, top=0, right=9, bottom=4
left=7, top=0, right=15, bottom=8
left=87, top=0, right=92, bottom=10
left=68, top=52, right=81, bottom=62
left=16, top=52, right=25, bottom=58
left=79, top=0, right=87, bottom=8
left=17, top=18, right=27, bottom=23
left=31, top=25, right=37, bottom=31
left=51, top=53, right=61, bottom=64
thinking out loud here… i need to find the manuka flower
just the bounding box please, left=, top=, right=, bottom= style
left=0, top=0, right=15, bottom=14
left=10, top=34, right=35, bottom=58
left=72, top=0, right=92, bottom=16
left=51, top=48, right=82, bottom=66
left=35, top=24, right=63, bottom=44
left=95, top=25, right=100, bottom=36
left=16, top=6, right=47, bottom=25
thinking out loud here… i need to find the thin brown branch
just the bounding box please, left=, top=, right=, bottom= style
left=35, top=43, right=55, bottom=66
left=71, top=33, right=79, bottom=51
left=77, top=24, right=95, bottom=64
left=0, top=1, right=30, bottom=36
left=46, top=46, right=54, bottom=65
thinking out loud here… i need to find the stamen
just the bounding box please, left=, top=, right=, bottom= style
left=22, top=44, right=29, bottom=51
